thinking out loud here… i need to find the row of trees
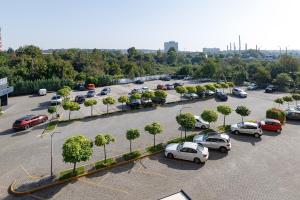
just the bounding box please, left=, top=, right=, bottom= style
left=175, top=82, right=234, bottom=96
left=63, top=122, right=163, bottom=174
left=274, top=94, right=300, bottom=108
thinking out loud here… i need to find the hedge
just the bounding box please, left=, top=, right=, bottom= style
left=266, top=108, right=286, bottom=124
left=59, top=166, right=85, bottom=180
left=95, top=158, right=116, bottom=169
left=123, top=151, right=141, bottom=161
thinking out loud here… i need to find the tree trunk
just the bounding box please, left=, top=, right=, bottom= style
left=73, top=162, right=77, bottom=175
left=184, top=130, right=187, bottom=141
left=129, top=140, right=132, bottom=153
left=91, top=106, right=93, bottom=116
left=288, top=102, right=290, bottom=109
left=223, top=115, right=226, bottom=127
left=180, top=127, right=183, bottom=139
left=122, top=103, right=124, bottom=111
left=103, top=144, right=106, bottom=162
left=69, top=111, right=71, bottom=120
left=107, top=105, right=109, bottom=114
left=242, top=116, right=244, bottom=123
left=153, top=134, right=156, bottom=149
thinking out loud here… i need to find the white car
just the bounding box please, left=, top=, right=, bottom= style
left=51, top=95, right=62, bottom=105
left=247, top=83, right=257, bottom=90
left=38, top=88, right=47, bottom=96
left=232, top=88, right=247, bottom=98
left=193, top=132, right=231, bottom=153
left=231, top=122, right=262, bottom=138
left=165, top=142, right=209, bottom=164
left=194, top=115, right=209, bottom=129
left=141, top=87, right=150, bottom=93
left=183, top=93, right=198, bottom=99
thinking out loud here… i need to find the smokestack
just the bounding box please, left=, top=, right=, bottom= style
left=239, top=35, right=241, bottom=52
left=256, top=45, right=258, bottom=52
left=230, top=43, right=232, bottom=51
left=227, top=45, right=228, bottom=51
left=234, top=43, right=236, bottom=51
left=245, top=43, right=247, bottom=51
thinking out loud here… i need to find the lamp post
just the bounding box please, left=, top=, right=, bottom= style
left=179, top=106, right=191, bottom=139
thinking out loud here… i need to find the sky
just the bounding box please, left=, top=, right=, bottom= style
left=1, top=0, right=300, bottom=51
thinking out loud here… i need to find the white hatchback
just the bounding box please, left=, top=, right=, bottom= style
left=165, top=142, right=209, bottom=164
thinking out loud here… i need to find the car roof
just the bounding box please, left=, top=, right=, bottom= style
left=182, top=142, right=198, bottom=150
left=17, top=115, right=35, bottom=120
left=241, top=122, right=258, bottom=126
left=265, top=118, right=280, bottom=123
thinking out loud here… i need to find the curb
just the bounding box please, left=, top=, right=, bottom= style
left=9, top=150, right=164, bottom=196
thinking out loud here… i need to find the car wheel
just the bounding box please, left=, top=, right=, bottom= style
left=219, top=146, right=228, bottom=153
left=167, top=153, right=174, bottom=159
left=194, top=158, right=201, bottom=164
left=234, top=130, right=239, bottom=135
left=254, top=133, right=260, bottom=138
left=24, top=125, right=30, bottom=130
left=277, top=129, right=282, bottom=133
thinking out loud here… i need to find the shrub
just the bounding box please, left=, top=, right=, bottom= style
left=266, top=108, right=286, bottom=124
left=146, top=143, right=164, bottom=154
left=123, top=151, right=141, bottom=161
left=95, top=158, right=116, bottom=169
left=59, top=166, right=85, bottom=180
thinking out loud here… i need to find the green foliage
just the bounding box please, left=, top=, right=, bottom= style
left=201, top=110, right=218, bottom=125
left=213, top=83, right=221, bottom=88
left=45, top=121, right=57, bottom=132
left=146, top=143, right=164, bottom=153
left=175, top=86, right=187, bottom=96
left=63, top=101, right=80, bottom=120
left=57, top=86, right=72, bottom=98
left=266, top=108, right=286, bottom=124
left=126, top=129, right=140, bottom=152
left=131, top=93, right=142, bottom=100
left=235, top=105, right=251, bottom=122
left=282, top=95, right=293, bottom=108
left=167, top=133, right=197, bottom=144
left=95, top=134, right=115, bottom=161
left=176, top=113, right=196, bottom=139
left=48, top=106, right=56, bottom=114
left=142, top=90, right=155, bottom=99
left=118, top=95, right=129, bottom=110
left=145, top=122, right=163, bottom=148
left=62, top=135, right=93, bottom=175
left=102, top=96, right=116, bottom=113
left=154, top=90, right=168, bottom=99
left=275, top=73, right=292, bottom=91
left=204, top=84, right=216, bottom=91
left=196, top=85, right=205, bottom=93
left=274, top=98, right=284, bottom=106
left=185, top=86, right=196, bottom=93
left=217, top=105, right=232, bottom=126
left=292, top=94, right=300, bottom=105
left=84, top=99, right=98, bottom=116
left=95, top=158, right=116, bottom=169
left=123, top=151, right=141, bottom=161
left=254, top=67, right=271, bottom=87
left=59, top=166, right=85, bottom=180
left=227, top=82, right=234, bottom=87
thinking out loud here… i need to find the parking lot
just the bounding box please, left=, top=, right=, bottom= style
left=1, top=81, right=300, bottom=200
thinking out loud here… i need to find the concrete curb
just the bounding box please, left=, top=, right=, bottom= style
left=9, top=150, right=164, bottom=196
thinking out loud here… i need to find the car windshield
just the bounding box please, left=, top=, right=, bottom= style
left=237, top=122, right=244, bottom=127
left=52, top=95, right=61, bottom=100
left=176, top=143, right=183, bottom=151
left=14, top=120, right=22, bottom=124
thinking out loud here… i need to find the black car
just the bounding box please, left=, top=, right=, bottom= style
left=205, top=90, right=215, bottom=96
left=100, top=88, right=111, bottom=95
left=75, top=95, right=85, bottom=104
left=135, top=79, right=144, bottom=84
left=265, top=85, right=277, bottom=93
left=152, top=96, right=166, bottom=105
left=76, top=83, right=85, bottom=91
left=173, top=82, right=184, bottom=88
left=141, top=98, right=153, bottom=107
left=126, top=98, right=141, bottom=108
left=165, top=84, right=174, bottom=90
left=86, top=90, right=95, bottom=98
left=160, top=76, right=171, bottom=81
left=215, top=90, right=228, bottom=101
left=286, top=109, right=300, bottom=120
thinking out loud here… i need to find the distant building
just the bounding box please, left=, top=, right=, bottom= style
left=203, top=48, right=220, bottom=54
left=164, top=41, right=178, bottom=52
left=0, top=78, right=14, bottom=107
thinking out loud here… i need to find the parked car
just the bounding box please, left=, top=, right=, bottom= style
left=38, top=89, right=47, bottom=96
left=183, top=93, right=198, bottom=99
left=230, top=122, right=262, bottom=138
left=135, top=79, right=144, bottom=84
left=75, top=95, right=85, bottom=104
left=215, top=89, right=228, bottom=101
left=265, top=85, right=277, bottom=93
left=194, top=115, right=209, bottom=129
left=295, top=105, right=300, bottom=111
left=173, top=82, right=184, bottom=88
left=86, top=90, right=95, bottom=98
left=141, top=98, right=153, bottom=107
left=141, top=87, right=150, bottom=93
left=87, top=83, right=95, bottom=90
left=183, top=76, right=192, bottom=80
left=152, top=96, right=166, bottom=104
left=157, top=84, right=167, bottom=90
left=160, top=76, right=171, bottom=81
left=165, top=84, right=174, bottom=90
left=232, top=88, right=247, bottom=98
left=100, top=87, right=111, bottom=95
left=204, top=90, right=215, bottom=97
left=126, top=98, right=141, bottom=108
left=165, top=142, right=209, bottom=164
left=259, top=119, right=282, bottom=133
left=247, top=83, right=258, bottom=90
left=75, top=83, right=85, bottom=91
left=193, top=132, right=231, bottom=153
left=51, top=95, right=62, bottom=105
left=285, top=109, right=300, bottom=120
left=131, top=88, right=143, bottom=94
left=13, top=115, right=48, bottom=130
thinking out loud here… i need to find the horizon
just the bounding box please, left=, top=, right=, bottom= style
left=1, top=0, right=300, bottom=51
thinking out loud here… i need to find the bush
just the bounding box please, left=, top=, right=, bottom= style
left=95, top=158, right=116, bottom=169
left=266, top=108, right=286, bottom=124
left=59, top=166, right=85, bottom=180
left=45, top=121, right=57, bottom=132
left=167, top=134, right=196, bottom=144
left=146, top=143, right=164, bottom=153
left=123, top=151, right=141, bottom=161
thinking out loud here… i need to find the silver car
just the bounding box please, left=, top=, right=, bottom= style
left=193, top=132, right=231, bottom=153
left=231, top=122, right=262, bottom=138
left=232, top=87, right=247, bottom=98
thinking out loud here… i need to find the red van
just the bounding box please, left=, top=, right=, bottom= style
left=87, top=84, right=95, bottom=90
left=259, top=119, right=282, bottom=133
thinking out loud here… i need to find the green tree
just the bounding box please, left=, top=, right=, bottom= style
left=220, top=82, right=229, bottom=92
left=95, top=134, right=115, bottom=162
left=204, top=84, right=216, bottom=91
left=84, top=99, right=98, bottom=116
left=176, top=113, right=196, bottom=140
left=154, top=90, right=168, bottom=99
left=142, top=90, right=155, bottom=100
left=63, top=101, right=80, bottom=120
left=144, top=122, right=163, bottom=149
left=102, top=96, right=116, bottom=114
left=282, top=96, right=293, bottom=109
left=235, top=106, right=251, bottom=122
left=57, top=86, right=72, bottom=99
left=292, top=94, right=300, bottom=106
left=48, top=106, right=57, bottom=120
left=275, top=73, right=292, bottom=91
left=254, top=67, right=271, bottom=88
left=131, top=92, right=142, bottom=100
left=274, top=98, right=284, bottom=107
left=167, top=47, right=177, bottom=65
left=196, top=85, right=205, bottom=94
left=227, top=82, right=235, bottom=93
left=175, top=86, right=187, bottom=97
left=62, top=135, right=93, bottom=175
left=126, top=129, right=140, bottom=152
left=217, top=105, right=232, bottom=127
left=118, top=96, right=129, bottom=111
left=185, top=86, right=196, bottom=93
left=201, top=110, right=218, bottom=126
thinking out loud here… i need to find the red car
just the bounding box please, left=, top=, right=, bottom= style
left=157, top=84, right=167, bottom=90
left=259, top=119, right=282, bottom=133
left=13, top=115, right=48, bottom=130
left=87, top=84, right=95, bottom=90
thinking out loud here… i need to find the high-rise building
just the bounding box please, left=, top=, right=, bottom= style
left=164, top=41, right=178, bottom=52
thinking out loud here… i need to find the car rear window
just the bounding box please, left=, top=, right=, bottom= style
left=14, top=120, right=22, bottom=125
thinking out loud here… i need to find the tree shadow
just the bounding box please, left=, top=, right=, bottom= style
left=10, top=130, right=31, bottom=137
left=229, top=133, right=262, bottom=146
left=148, top=153, right=204, bottom=170
left=31, top=101, right=50, bottom=111
left=285, top=120, right=300, bottom=125
left=0, top=129, right=15, bottom=136
left=262, top=130, right=281, bottom=137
